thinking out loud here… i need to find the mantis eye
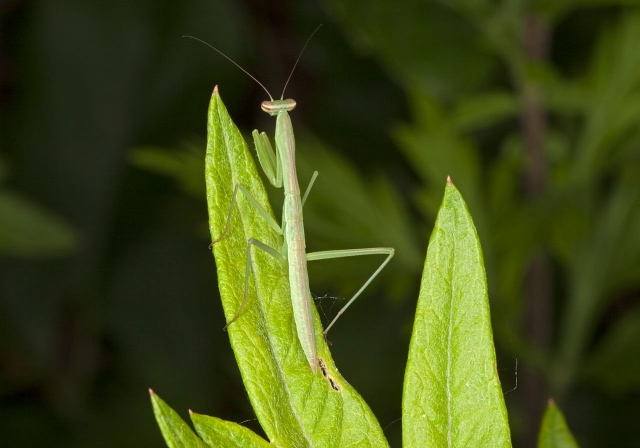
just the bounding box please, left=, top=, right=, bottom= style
left=261, top=99, right=297, bottom=114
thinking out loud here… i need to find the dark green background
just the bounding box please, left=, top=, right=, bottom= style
left=2, top=1, right=639, bottom=447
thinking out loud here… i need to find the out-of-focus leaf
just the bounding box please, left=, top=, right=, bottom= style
left=130, top=143, right=205, bottom=198
left=150, top=390, right=208, bottom=448
left=393, top=90, right=486, bottom=235
left=545, top=196, right=590, bottom=263
left=296, top=135, right=422, bottom=274
left=584, top=306, right=640, bottom=392
left=544, top=78, right=590, bottom=116
left=191, top=413, right=271, bottom=448
left=536, top=0, right=640, bottom=23
left=554, top=166, right=640, bottom=392
left=324, top=0, right=496, bottom=99
left=486, top=133, right=524, bottom=217
left=572, top=12, right=640, bottom=183
left=0, top=157, right=8, bottom=183
left=0, top=190, right=75, bottom=258
left=206, top=87, right=389, bottom=447
left=295, top=136, right=421, bottom=301
left=402, top=180, right=511, bottom=447
left=451, top=91, right=518, bottom=132
left=537, top=399, right=579, bottom=448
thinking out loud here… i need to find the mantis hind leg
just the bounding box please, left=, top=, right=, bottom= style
left=306, top=247, right=395, bottom=335
left=302, top=171, right=318, bottom=207
left=223, top=238, right=286, bottom=330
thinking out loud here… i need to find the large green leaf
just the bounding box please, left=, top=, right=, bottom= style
left=402, top=179, right=511, bottom=447
left=205, top=86, right=388, bottom=447
left=537, top=400, right=579, bottom=448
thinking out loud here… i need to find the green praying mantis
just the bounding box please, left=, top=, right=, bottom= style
left=188, top=30, right=394, bottom=372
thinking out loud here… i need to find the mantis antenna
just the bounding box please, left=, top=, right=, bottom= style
left=182, top=34, right=274, bottom=101
left=183, top=24, right=322, bottom=101
left=280, top=24, right=322, bottom=99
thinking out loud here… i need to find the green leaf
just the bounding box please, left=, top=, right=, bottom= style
left=206, top=86, right=389, bottom=448
left=402, top=179, right=511, bottom=447
left=191, top=413, right=271, bottom=448
left=537, top=400, right=579, bottom=448
left=149, top=390, right=208, bottom=448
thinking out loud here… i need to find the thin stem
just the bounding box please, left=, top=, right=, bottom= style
left=519, top=13, right=551, bottom=448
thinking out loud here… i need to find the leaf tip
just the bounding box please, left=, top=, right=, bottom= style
left=446, top=175, right=453, bottom=184
left=214, top=85, right=219, bottom=94
left=148, top=388, right=155, bottom=396
left=188, top=409, right=195, bottom=415
left=548, top=397, right=556, bottom=406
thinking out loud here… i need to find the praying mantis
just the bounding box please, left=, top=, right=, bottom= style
left=190, top=30, right=394, bottom=372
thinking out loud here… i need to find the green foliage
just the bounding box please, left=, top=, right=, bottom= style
left=0, top=156, right=75, bottom=258
left=536, top=0, right=640, bottom=23
left=0, top=190, right=76, bottom=258
left=125, top=2, right=639, bottom=445
left=585, top=306, right=640, bottom=392
left=140, top=8, right=640, bottom=442
left=4, top=0, right=637, bottom=445
left=323, top=0, right=640, bottom=403
left=130, top=143, right=206, bottom=199
left=293, top=135, right=423, bottom=297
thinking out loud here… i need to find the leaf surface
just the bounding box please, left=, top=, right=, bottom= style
left=402, top=179, right=511, bottom=447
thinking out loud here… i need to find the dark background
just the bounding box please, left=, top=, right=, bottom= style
left=2, top=0, right=640, bottom=447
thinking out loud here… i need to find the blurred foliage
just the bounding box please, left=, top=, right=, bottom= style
left=0, top=160, right=76, bottom=258
left=130, top=142, right=206, bottom=200
left=2, top=0, right=640, bottom=447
